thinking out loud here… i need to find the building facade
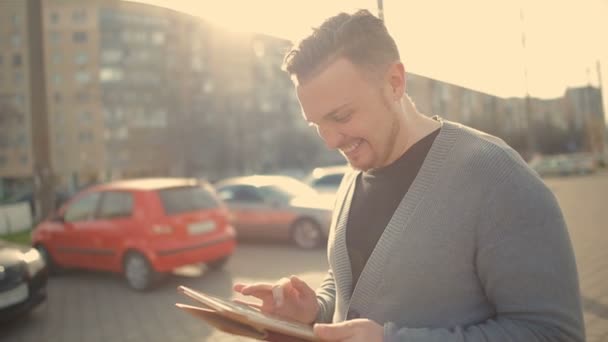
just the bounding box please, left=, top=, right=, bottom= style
left=0, top=0, right=605, bottom=202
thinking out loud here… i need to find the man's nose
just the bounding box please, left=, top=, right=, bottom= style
left=317, top=125, right=344, bottom=150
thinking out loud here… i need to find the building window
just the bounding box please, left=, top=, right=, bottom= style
left=0, top=155, right=7, bottom=167
left=75, top=52, right=88, bottom=65
left=151, top=32, right=165, bottom=45
left=55, top=111, right=64, bottom=124
left=52, top=53, right=62, bottom=65
left=80, top=111, right=92, bottom=124
left=75, top=91, right=89, bottom=102
left=79, top=131, right=93, bottom=143
left=14, top=94, right=25, bottom=107
left=49, top=31, right=61, bottom=45
left=73, top=31, right=88, bottom=43
left=99, top=68, right=124, bottom=82
left=20, top=155, right=28, bottom=165
left=50, top=12, right=60, bottom=24
left=12, top=14, right=21, bottom=25
left=54, top=92, right=62, bottom=103
left=55, top=132, right=65, bottom=146
left=52, top=74, right=62, bottom=85
left=13, top=54, right=22, bottom=67
left=13, top=72, right=23, bottom=85
left=0, top=55, right=3, bottom=65
left=72, top=10, right=87, bottom=23
left=11, top=34, right=21, bottom=47
left=101, top=49, right=122, bottom=64
left=75, top=71, right=91, bottom=84
left=16, top=133, right=27, bottom=147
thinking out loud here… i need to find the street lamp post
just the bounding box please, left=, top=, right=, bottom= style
left=377, top=0, right=384, bottom=22
left=520, top=7, right=536, bottom=159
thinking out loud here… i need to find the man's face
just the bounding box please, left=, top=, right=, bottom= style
left=296, top=58, right=400, bottom=171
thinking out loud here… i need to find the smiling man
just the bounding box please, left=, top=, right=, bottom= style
left=234, top=9, right=584, bottom=342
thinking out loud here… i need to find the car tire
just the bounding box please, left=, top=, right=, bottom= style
left=291, top=219, right=323, bottom=249
left=123, top=252, right=156, bottom=291
left=207, top=256, right=229, bottom=270
left=35, top=244, right=62, bottom=275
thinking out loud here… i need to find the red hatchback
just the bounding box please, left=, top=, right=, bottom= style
left=31, top=178, right=236, bottom=290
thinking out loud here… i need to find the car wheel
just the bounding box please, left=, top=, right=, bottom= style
left=207, top=256, right=229, bottom=270
left=35, top=244, right=62, bottom=275
left=123, top=252, right=156, bottom=291
left=291, top=219, right=323, bottom=249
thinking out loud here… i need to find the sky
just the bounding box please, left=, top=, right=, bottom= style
left=132, top=0, right=608, bottom=124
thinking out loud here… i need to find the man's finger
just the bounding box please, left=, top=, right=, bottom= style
left=232, top=299, right=263, bottom=311
left=238, top=283, right=274, bottom=295
left=314, top=322, right=356, bottom=341
left=272, top=277, right=292, bottom=307
left=289, top=275, right=314, bottom=297
left=233, top=283, right=247, bottom=292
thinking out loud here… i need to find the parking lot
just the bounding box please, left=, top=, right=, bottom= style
left=2, top=171, right=608, bottom=342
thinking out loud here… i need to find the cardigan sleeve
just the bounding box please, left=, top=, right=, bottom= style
left=315, top=269, right=337, bottom=323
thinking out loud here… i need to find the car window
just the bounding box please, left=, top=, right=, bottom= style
left=64, top=192, right=101, bottom=222
left=258, top=186, right=290, bottom=203
left=159, top=186, right=219, bottom=215
left=218, top=186, right=263, bottom=203
left=314, top=174, right=344, bottom=187
left=98, top=191, right=133, bottom=219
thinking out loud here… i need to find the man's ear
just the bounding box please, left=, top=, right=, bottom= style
left=386, top=62, right=406, bottom=101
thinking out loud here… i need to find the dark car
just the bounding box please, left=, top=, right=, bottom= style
left=0, top=240, right=48, bottom=321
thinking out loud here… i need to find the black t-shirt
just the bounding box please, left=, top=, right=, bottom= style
left=346, top=128, right=440, bottom=291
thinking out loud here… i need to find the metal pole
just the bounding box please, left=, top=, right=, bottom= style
left=520, top=6, right=535, bottom=158
left=27, top=0, right=55, bottom=220
left=377, top=0, right=384, bottom=22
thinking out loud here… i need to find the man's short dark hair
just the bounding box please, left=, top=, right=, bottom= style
left=283, top=9, right=400, bottom=84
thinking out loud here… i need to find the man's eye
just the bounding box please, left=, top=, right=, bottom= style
left=334, top=112, right=353, bottom=122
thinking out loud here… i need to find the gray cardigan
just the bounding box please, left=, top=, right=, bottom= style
left=315, top=119, right=585, bottom=341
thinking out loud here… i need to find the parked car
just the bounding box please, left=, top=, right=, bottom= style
left=305, top=165, right=350, bottom=195
left=31, top=178, right=236, bottom=290
left=0, top=240, right=47, bottom=321
left=530, top=154, right=596, bottom=178
left=215, top=175, right=333, bottom=249
left=570, top=153, right=597, bottom=175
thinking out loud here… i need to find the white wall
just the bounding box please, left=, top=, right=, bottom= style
left=0, top=202, right=33, bottom=235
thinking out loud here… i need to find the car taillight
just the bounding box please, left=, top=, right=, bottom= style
left=151, top=224, right=173, bottom=234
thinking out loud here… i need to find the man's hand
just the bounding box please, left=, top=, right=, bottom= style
left=233, top=275, right=319, bottom=324
left=314, top=319, right=384, bottom=342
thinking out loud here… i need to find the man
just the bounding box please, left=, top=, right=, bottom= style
left=234, top=9, right=584, bottom=342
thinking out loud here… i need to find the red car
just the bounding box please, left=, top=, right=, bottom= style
left=31, top=178, right=236, bottom=290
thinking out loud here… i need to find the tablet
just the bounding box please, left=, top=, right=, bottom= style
left=177, top=285, right=317, bottom=341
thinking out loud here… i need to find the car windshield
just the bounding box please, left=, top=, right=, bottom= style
left=159, top=185, right=219, bottom=215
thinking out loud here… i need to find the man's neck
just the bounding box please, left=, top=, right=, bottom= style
left=373, top=112, right=440, bottom=172
left=397, top=112, right=440, bottom=158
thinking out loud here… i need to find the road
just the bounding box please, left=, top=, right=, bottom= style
left=1, top=171, right=607, bottom=342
